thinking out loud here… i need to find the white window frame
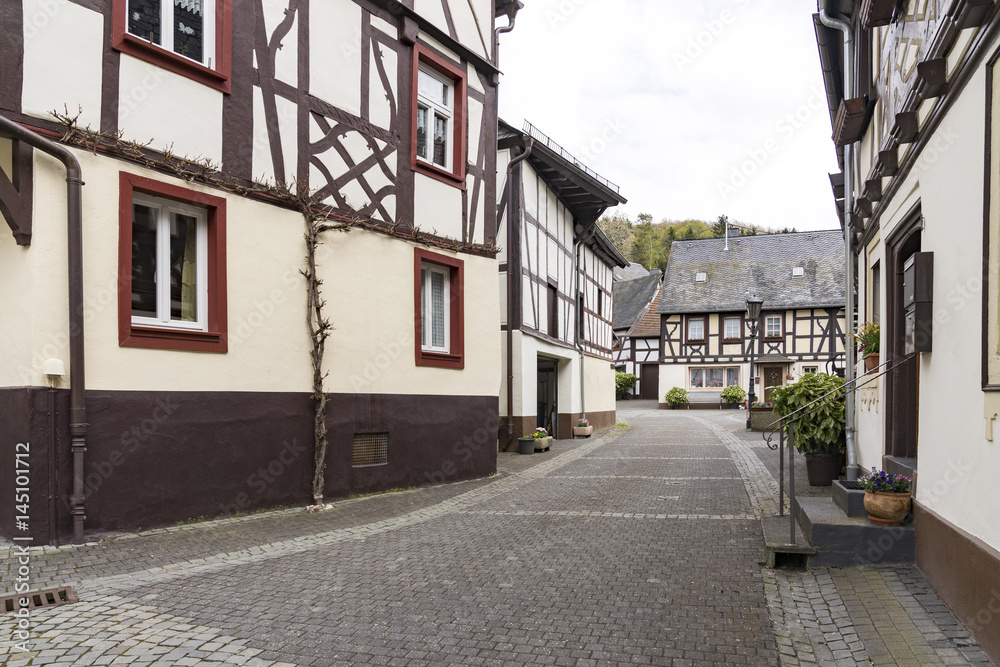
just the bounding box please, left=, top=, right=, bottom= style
left=126, top=0, right=217, bottom=68
left=764, top=314, right=782, bottom=339
left=131, top=192, right=209, bottom=332
left=690, top=366, right=741, bottom=390
left=803, top=366, right=818, bottom=374
left=416, top=67, right=454, bottom=171
left=421, top=262, right=451, bottom=354
left=724, top=316, right=741, bottom=340
left=687, top=318, right=705, bottom=342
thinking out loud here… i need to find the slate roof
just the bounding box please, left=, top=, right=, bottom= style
left=613, top=271, right=662, bottom=330
left=614, top=263, right=651, bottom=281
left=657, top=231, right=845, bottom=315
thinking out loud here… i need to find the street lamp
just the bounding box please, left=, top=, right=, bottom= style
left=746, top=296, right=764, bottom=430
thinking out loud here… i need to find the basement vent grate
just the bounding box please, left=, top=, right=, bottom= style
left=839, top=480, right=864, bottom=490
left=2, top=586, right=78, bottom=614
left=353, top=432, right=388, bottom=467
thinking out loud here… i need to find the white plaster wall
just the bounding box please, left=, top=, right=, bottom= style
left=253, top=87, right=298, bottom=186
left=584, top=355, right=616, bottom=415
left=21, top=0, right=104, bottom=128
left=368, top=41, right=397, bottom=131
left=310, top=0, right=362, bottom=118
left=413, top=174, right=463, bottom=240
left=866, top=62, right=1000, bottom=551
left=261, top=0, right=298, bottom=87
left=118, top=55, right=224, bottom=164
left=320, top=234, right=500, bottom=397
left=449, top=0, right=490, bottom=59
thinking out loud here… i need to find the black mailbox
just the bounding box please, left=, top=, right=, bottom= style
left=903, top=252, right=933, bottom=354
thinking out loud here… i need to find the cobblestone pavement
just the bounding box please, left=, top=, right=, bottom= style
left=1, top=403, right=994, bottom=666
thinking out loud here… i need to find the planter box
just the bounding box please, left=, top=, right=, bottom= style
left=573, top=425, right=593, bottom=438
left=534, top=436, right=553, bottom=452
left=749, top=408, right=778, bottom=431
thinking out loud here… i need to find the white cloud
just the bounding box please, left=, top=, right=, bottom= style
left=497, top=0, right=842, bottom=231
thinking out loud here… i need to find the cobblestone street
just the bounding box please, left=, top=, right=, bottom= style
left=1, top=402, right=993, bottom=666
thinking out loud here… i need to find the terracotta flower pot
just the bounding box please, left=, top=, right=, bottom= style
left=863, top=352, right=880, bottom=375
left=573, top=425, right=593, bottom=438
left=863, top=490, right=912, bottom=526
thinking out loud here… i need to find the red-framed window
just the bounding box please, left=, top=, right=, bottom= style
left=118, top=172, right=228, bottom=352
left=111, top=0, right=233, bottom=94
left=414, top=248, right=464, bottom=369
left=723, top=314, right=744, bottom=342
left=685, top=315, right=706, bottom=344
left=410, top=45, right=467, bottom=188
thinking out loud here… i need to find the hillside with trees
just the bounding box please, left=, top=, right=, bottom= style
left=598, top=214, right=797, bottom=273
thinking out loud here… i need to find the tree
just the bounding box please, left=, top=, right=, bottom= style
left=711, top=214, right=730, bottom=238
left=597, top=213, right=634, bottom=258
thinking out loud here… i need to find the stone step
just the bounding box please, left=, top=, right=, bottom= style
left=762, top=514, right=815, bottom=569
left=794, top=496, right=915, bottom=567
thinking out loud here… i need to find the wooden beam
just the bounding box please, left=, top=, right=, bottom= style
left=861, top=0, right=896, bottom=28
left=916, top=58, right=947, bottom=99
left=855, top=196, right=873, bottom=218
left=879, top=148, right=899, bottom=176
left=893, top=111, right=919, bottom=144
left=955, top=0, right=993, bottom=28
left=864, top=178, right=883, bottom=203
left=833, top=97, right=872, bottom=146
left=829, top=172, right=845, bottom=198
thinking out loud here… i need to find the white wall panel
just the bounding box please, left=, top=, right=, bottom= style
left=310, top=0, right=362, bottom=117
left=414, top=174, right=463, bottom=240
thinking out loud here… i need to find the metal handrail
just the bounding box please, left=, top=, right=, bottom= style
left=760, top=355, right=911, bottom=547
left=522, top=121, right=621, bottom=194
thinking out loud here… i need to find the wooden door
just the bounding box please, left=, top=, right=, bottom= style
left=639, top=363, right=659, bottom=400
left=762, top=366, right=785, bottom=403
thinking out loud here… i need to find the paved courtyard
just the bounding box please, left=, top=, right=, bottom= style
left=1, top=402, right=993, bottom=666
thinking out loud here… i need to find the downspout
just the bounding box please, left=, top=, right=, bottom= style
left=574, top=222, right=599, bottom=422
left=505, top=138, right=532, bottom=448
left=818, top=7, right=858, bottom=481
left=0, top=116, right=88, bottom=542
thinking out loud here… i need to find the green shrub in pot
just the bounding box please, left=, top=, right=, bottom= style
left=769, top=373, right=846, bottom=455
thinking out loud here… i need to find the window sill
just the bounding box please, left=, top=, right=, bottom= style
left=723, top=338, right=743, bottom=343
left=763, top=336, right=783, bottom=342
left=121, top=325, right=228, bottom=353
left=413, top=159, right=466, bottom=189
left=416, top=350, right=464, bottom=369
left=113, top=33, right=231, bottom=94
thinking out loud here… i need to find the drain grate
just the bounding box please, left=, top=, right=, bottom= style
left=1, top=586, right=78, bottom=613
left=839, top=480, right=864, bottom=490
left=352, top=432, right=388, bottom=467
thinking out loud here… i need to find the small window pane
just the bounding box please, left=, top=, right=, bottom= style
left=173, top=0, right=205, bottom=63
left=707, top=368, right=724, bottom=387
left=765, top=315, right=781, bottom=338
left=418, top=70, right=447, bottom=106
left=420, top=268, right=427, bottom=347
left=690, top=368, right=704, bottom=388
left=416, top=106, right=428, bottom=160
left=169, top=212, right=198, bottom=322
left=726, top=368, right=739, bottom=387
left=431, top=270, right=445, bottom=348
left=128, top=0, right=162, bottom=45
left=725, top=317, right=740, bottom=339
left=433, top=113, right=448, bottom=167
left=131, top=204, right=158, bottom=318
left=688, top=319, right=704, bottom=340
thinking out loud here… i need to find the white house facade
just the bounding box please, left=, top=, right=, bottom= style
left=0, top=0, right=516, bottom=543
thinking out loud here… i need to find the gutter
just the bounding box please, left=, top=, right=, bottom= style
left=504, top=137, right=532, bottom=448
left=0, top=115, right=88, bottom=542
left=818, top=6, right=858, bottom=481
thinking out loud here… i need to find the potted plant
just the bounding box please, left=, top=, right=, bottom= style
left=665, top=387, right=688, bottom=409
left=530, top=427, right=553, bottom=452
left=770, top=372, right=846, bottom=486
left=855, top=321, right=880, bottom=374
left=720, top=385, right=746, bottom=409
left=858, top=467, right=912, bottom=525
left=615, top=371, right=638, bottom=400
left=573, top=418, right=593, bottom=438
left=517, top=436, right=535, bottom=455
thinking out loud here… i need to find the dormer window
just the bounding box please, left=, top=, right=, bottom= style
left=695, top=272, right=707, bottom=283
left=792, top=267, right=805, bottom=277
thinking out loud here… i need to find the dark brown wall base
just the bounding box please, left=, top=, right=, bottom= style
left=558, top=410, right=614, bottom=439
left=499, top=415, right=537, bottom=452
left=0, top=388, right=497, bottom=543
left=914, top=502, right=1000, bottom=663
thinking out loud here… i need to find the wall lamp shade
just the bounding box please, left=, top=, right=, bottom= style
left=42, top=358, right=66, bottom=377
left=746, top=297, right=764, bottom=321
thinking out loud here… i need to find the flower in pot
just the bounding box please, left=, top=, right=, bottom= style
left=858, top=467, right=912, bottom=525
left=854, top=321, right=880, bottom=374
left=573, top=418, right=593, bottom=438
left=720, top=385, right=746, bottom=409
left=770, top=372, right=846, bottom=486
left=530, top=427, right=553, bottom=451
left=665, top=387, right=688, bottom=409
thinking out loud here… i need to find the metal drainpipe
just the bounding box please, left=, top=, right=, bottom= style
left=574, top=223, right=599, bottom=422
left=505, top=138, right=533, bottom=448
left=819, top=7, right=858, bottom=481
left=0, top=115, right=88, bottom=542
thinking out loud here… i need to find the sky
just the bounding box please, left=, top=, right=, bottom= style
left=496, top=0, right=842, bottom=233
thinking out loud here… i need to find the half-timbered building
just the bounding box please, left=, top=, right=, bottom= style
left=814, top=2, right=1000, bottom=658
left=0, top=0, right=516, bottom=543
left=657, top=231, right=846, bottom=407
left=612, top=269, right=662, bottom=400
left=498, top=120, right=627, bottom=449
